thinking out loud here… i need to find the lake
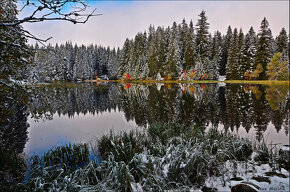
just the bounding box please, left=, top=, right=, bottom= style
left=21, top=82, right=289, bottom=156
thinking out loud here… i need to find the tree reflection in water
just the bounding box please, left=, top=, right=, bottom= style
left=29, top=82, right=289, bottom=142
left=0, top=82, right=289, bottom=187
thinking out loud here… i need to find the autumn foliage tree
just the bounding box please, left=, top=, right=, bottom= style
left=266, top=52, right=289, bottom=80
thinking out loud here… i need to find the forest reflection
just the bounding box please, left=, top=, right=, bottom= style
left=29, top=82, right=289, bottom=142
left=0, top=82, right=289, bottom=186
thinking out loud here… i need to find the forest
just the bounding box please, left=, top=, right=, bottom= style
left=25, top=11, right=289, bottom=82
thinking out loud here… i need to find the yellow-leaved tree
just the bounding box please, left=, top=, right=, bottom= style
left=266, top=52, right=289, bottom=80
left=251, top=64, right=263, bottom=80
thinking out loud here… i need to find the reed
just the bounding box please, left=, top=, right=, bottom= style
left=11, top=123, right=289, bottom=191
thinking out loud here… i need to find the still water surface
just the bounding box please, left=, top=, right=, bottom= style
left=24, top=82, right=289, bottom=155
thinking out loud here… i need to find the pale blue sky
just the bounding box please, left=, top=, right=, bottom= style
left=18, top=1, right=289, bottom=48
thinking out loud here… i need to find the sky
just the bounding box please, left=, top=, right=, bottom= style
left=18, top=0, right=289, bottom=48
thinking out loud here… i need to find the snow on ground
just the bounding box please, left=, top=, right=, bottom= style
left=281, top=145, right=290, bottom=152
left=218, top=76, right=226, bottom=87
left=218, top=76, right=226, bottom=81
left=204, top=161, right=289, bottom=192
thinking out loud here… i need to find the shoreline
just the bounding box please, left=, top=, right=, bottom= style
left=83, top=79, right=290, bottom=85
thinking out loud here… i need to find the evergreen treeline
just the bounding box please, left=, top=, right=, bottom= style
left=28, top=11, right=289, bottom=81
left=27, top=43, right=116, bottom=82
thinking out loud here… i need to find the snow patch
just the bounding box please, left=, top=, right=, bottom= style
left=218, top=76, right=226, bottom=81
left=163, top=164, right=170, bottom=177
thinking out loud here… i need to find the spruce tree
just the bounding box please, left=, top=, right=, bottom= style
left=119, top=39, right=132, bottom=78
left=209, top=31, right=222, bottom=80
left=184, top=20, right=195, bottom=70
left=156, top=27, right=166, bottom=76
left=240, top=27, right=257, bottom=78
left=219, top=26, right=232, bottom=76
left=66, top=42, right=75, bottom=81
left=210, top=31, right=222, bottom=61
left=237, top=28, right=245, bottom=79
left=129, top=33, right=141, bottom=78
left=165, top=22, right=180, bottom=78
left=130, top=32, right=148, bottom=79
left=140, top=32, right=149, bottom=79
left=194, top=55, right=205, bottom=80
left=147, top=26, right=159, bottom=78
left=226, top=28, right=239, bottom=80
left=276, top=27, right=288, bottom=60
left=108, top=48, right=117, bottom=79
left=254, top=17, right=273, bottom=80
left=195, top=11, right=210, bottom=63
left=179, top=18, right=188, bottom=69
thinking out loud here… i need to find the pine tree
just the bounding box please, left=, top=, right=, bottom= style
left=209, top=31, right=222, bottom=80
left=165, top=22, right=181, bottom=78
left=119, top=39, right=132, bottom=78
left=129, top=33, right=141, bottom=78
left=207, top=57, right=219, bottom=80
left=220, top=26, right=232, bottom=76
left=237, top=28, right=245, bottom=79
left=195, top=11, right=210, bottom=63
left=58, top=44, right=68, bottom=80
left=147, top=26, right=159, bottom=78
left=139, top=32, right=149, bottom=79
left=179, top=18, right=188, bottom=69
left=156, top=27, right=166, bottom=76
left=162, top=26, right=171, bottom=75
left=184, top=20, right=195, bottom=71
left=194, top=55, right=205, bottom=80
left=65, top=41, right=75, bottom=81
left=226, top=28, right=239, bottom=80
left=254, top=17, right=273, bottom=80
left=276, top=27, right=288, bottom=60
left=210, top=31, right=222, bottom=60
left=240, top=27, right=257, bottom=77
left=130, top=32, right=148, bottom=79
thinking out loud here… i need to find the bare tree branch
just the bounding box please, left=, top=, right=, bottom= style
left=0, top=0, right=100, bottom=51
left=0, top=0, right=101, bottom=27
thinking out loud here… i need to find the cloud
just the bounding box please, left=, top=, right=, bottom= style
left=19, top=1, right=289, bottom=48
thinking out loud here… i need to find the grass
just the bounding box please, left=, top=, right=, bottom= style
left=33, top=81, right=86, bottom=89
left=29, top=143, right=90, bottom=170
left=6, top=123, right=287, bottom=191
left=86, top=79, right=289, bottom=85
left=223, top=80, right=289, bottom=85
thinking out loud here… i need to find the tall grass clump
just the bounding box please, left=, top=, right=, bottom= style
left=17, top=143, right=90, bottom=191
left=29, top=143, right=90, bottom=169
left=16, top=123, right=289, bottom=191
